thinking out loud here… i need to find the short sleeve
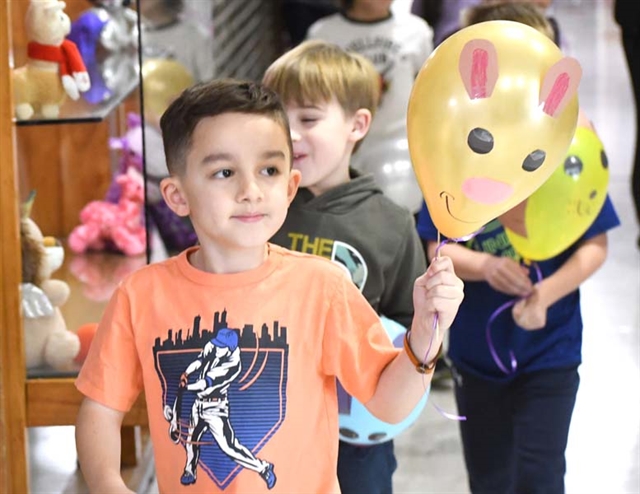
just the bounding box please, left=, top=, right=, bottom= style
left=580, top=194, right=620, bottom=242
left=75, top=285, right=143, bottom=413
left=321, top=274, right=400, bottom=404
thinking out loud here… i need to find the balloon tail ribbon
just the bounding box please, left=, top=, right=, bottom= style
left=418, top=229, right=484, bottom=421
left=485, top=261, right=543, bottom=375
left=486, top=299, right=518, bottom=374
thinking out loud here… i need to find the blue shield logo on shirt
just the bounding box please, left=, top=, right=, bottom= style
left=153, top=309, right=288, bottom=490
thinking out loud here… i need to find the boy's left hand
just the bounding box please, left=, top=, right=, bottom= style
left=412, top=256, right=464, bottom=341
left=512, top=284, right=548, bottom=330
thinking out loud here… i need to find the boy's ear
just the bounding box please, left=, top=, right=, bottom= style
left=287, top=169, right=302, bottom=204
left=349, top=108, right=372, bottom=143
left=160, top=176, right=190, bottom=217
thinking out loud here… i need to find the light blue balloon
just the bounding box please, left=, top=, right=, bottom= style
left=337, top=316, right=430, bottom=445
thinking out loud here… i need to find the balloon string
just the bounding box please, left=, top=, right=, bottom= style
left=485, top=299, right=518, bottom=374
left=419, top=229, right=484, bottom=422
left=485, top=261, right=543, bottom=375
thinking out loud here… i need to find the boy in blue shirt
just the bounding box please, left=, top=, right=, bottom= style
left=416, top=4, right=621, bottom=491
left=417, top=195, right=619, bottom=493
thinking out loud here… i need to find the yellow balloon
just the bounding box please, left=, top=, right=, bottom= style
left=407, top=21, right=582, bottom=239
left=501, top=126, right=610, bottom=260
left=142, top=58, right=194, bottom=121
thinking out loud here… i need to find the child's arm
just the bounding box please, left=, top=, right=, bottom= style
left=512, top=233, right=608, bottom=330
left=76, top=397, right=133, bottom=494
left=365, top=257, right=463, bottom=423
left=427, top=240, right=532, bottom=297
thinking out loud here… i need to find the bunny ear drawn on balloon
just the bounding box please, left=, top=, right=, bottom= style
left=539, top=57, right=582, bottom=118
left=458, top=39, right=499, bottom=100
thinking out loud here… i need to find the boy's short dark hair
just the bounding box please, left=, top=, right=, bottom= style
left=160, top=79, right=293, bottom=175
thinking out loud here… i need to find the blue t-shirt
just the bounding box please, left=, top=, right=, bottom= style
left=416, top=196, right=620, bottom=380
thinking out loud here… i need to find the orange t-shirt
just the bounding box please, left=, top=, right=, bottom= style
left=76, top=244, right=399, bottom=493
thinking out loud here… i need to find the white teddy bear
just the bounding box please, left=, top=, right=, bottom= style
left=12, top=0, right=91, bottom=120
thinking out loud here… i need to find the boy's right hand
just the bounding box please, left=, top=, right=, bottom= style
left=481, top=255, right=532, bottom=297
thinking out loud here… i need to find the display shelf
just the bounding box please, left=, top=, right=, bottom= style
left=26, top=378, right=147, bottom=428
left=14, top=53, right=140, bottom=127
left=1, top=0, right=151, bottom=490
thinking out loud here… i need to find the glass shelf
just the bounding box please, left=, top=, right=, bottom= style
left=27, top=365, right=81, bottom=380
left=14, top=52, right=140, bottom=126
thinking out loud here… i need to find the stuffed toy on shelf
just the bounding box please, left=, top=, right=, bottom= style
left=67, top=0, right=139, bottom=105
left=20, top=192, right=81, bottom=371
left=68, top=166, right=146, bottom=256
left=12, top=0, right=91, bottom=120
left=68, top=0, right=138, bottom=60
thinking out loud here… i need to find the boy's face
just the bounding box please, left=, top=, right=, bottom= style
left=286, top=97, right=368, bottom=196
left=161, top=112, right=301, bottom=256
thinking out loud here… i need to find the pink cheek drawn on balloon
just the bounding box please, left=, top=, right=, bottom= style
left=461, top=177, right=513, bottom=204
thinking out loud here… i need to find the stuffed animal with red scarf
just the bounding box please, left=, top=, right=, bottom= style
left=13, top=0, right=91, bottom=120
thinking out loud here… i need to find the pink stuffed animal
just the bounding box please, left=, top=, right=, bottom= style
left=69, top=167, right=146, bottom=256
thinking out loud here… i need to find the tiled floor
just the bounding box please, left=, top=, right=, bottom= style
left=28, top=1, right=639, bottom=492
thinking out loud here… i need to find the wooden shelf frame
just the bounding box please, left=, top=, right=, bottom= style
left=26, top=380, right=147, bottom=428
left=1, top=1, right=29, bottom=491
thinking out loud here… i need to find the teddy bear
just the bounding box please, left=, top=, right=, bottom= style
left=12, top=0, right=91, bottom=120
left=20, top=194, right=80, bottom=371
left=68, top=166, right=146, bottom=256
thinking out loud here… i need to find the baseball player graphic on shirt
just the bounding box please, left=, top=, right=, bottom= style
left=163, top=328, right=277, bottom=489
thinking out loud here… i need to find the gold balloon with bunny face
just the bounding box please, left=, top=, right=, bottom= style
left=407, top=21, right=582, bottom=239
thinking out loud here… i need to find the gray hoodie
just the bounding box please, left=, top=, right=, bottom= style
left=271, top=170, right=426, bottom=329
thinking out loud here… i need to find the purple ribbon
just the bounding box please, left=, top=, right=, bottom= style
left=416, top=229, right=483, bottom=422
left=485, top=262, right=543, bottom=375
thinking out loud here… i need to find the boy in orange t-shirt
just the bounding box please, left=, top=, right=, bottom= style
left=74, top=79, right=464, bottom=494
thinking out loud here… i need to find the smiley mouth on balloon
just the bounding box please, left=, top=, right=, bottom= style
left=441, top=191, right=477, bottom=224
left=576, top=200, right=593, bottom=217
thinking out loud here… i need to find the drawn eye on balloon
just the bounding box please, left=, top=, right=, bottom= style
left=408, top=21, right=582, bottom=239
